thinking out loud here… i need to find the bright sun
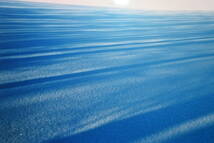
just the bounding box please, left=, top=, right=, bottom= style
left=113, top=0, right=130, bottom=6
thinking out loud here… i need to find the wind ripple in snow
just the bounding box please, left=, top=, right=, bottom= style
left=0, top=1, right=214, bottom=143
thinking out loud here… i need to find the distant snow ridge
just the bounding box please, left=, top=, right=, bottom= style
left=0, top=1, right=214, bottom=143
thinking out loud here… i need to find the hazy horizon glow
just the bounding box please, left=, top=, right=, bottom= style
left=18, top=0, right=214, bottom=11
left=113, top=0, right=130, bottom=6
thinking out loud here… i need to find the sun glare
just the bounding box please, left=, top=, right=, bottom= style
left=113, top=0, right=130, bottom=6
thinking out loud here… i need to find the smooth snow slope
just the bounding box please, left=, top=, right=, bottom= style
left=0, top=1, right=214, bottom=143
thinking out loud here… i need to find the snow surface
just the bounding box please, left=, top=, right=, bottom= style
left=0, top=1, right=214, bottom=143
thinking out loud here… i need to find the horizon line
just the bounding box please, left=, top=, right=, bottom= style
left=11, top=0, right=214, bottom=12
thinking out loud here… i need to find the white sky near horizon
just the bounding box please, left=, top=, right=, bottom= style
left=19, top=0, right=214, bottom=11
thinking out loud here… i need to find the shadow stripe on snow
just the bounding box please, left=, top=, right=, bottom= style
left=0, top=53, right=214, bottom=89
left=1, top=38, right=214, bottom=63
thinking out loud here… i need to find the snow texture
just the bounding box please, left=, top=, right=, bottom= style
left=0, top=1, right=214, bottom=143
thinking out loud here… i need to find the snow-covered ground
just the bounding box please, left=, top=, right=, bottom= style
left=0, top=1, right=214, bottom=143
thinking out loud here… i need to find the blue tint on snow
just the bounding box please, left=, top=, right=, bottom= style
left=0, top=1, right=214, bottom=143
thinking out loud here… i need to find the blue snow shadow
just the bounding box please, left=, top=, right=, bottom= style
left=1, top=1, right=214, bottom=143
left=45, top=94, right=214, bottom=143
